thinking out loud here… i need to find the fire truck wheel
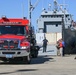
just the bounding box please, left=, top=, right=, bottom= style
left=32, top=54, right=38, bottom=58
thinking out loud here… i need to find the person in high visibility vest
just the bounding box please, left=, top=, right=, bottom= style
left=59, top=41, right=63, bottom=56
left=59, top=40, right=65, bottom=56
left=56, top=39, right=63, bottom=56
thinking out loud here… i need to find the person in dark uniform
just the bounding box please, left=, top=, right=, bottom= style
left=43, top=37, right=48, bottom=52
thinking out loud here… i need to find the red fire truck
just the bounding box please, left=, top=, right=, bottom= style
left=0, top=16, right=39, bottom=63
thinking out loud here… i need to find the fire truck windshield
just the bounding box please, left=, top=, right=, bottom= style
left=0, top=25, right=26, bottom=35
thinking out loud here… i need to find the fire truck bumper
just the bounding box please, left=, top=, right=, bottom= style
left=0, top=50, right=30, bottom=59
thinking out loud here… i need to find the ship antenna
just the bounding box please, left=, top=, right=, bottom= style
left=48, top=3, right=51, bottom=11
left=53, top=0, right=58, bottom=12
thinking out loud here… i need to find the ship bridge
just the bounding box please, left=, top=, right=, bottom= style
left=37, top=10, right=71, bottom=33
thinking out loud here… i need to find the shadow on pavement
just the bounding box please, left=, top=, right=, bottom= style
left=31, top=55, right=54, bottom=64
left=0, top=69, right=38, bottom=74
left=0, top=55, right=55, bottom=65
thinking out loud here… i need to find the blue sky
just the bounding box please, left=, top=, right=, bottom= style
left=0, top=0, right=76, bottom=32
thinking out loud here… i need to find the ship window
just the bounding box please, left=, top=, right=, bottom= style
left=45, top=11, right=47, bottom=13
left=57, top=16, right=58, bottom=17
left=56, top=24, right=58, bottom=27
left=68, top=18, right=70, bottom=20
left=66, top=15, right=68, bottom=17
left=45, top=16, right=47, bottom=18
left=41, top=15, right=45, bottom=18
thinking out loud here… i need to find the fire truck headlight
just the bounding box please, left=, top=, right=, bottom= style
left=20, top=46, right=27, bottom=49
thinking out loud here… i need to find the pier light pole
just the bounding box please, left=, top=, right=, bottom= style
left=29, top=0, right=32, bottom=28
left=28, top=0, right=40, bottom=28
left=28, top=0, right=40, bottom=37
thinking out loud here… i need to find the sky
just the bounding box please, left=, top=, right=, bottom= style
left=0, top=0, right=76, bottom=32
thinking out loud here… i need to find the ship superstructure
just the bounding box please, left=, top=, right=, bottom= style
left=37, top=0, right=72, bottom=33
left=36, top=0, right=73, bottom=45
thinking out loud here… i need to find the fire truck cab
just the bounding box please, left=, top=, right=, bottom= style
left=0, top=16, right=39, bottom=63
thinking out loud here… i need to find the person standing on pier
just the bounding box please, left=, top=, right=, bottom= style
left=43, top=37, right=48, bottom=52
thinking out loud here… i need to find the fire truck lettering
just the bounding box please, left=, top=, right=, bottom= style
left=0, top=22, right=21, bottom=25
